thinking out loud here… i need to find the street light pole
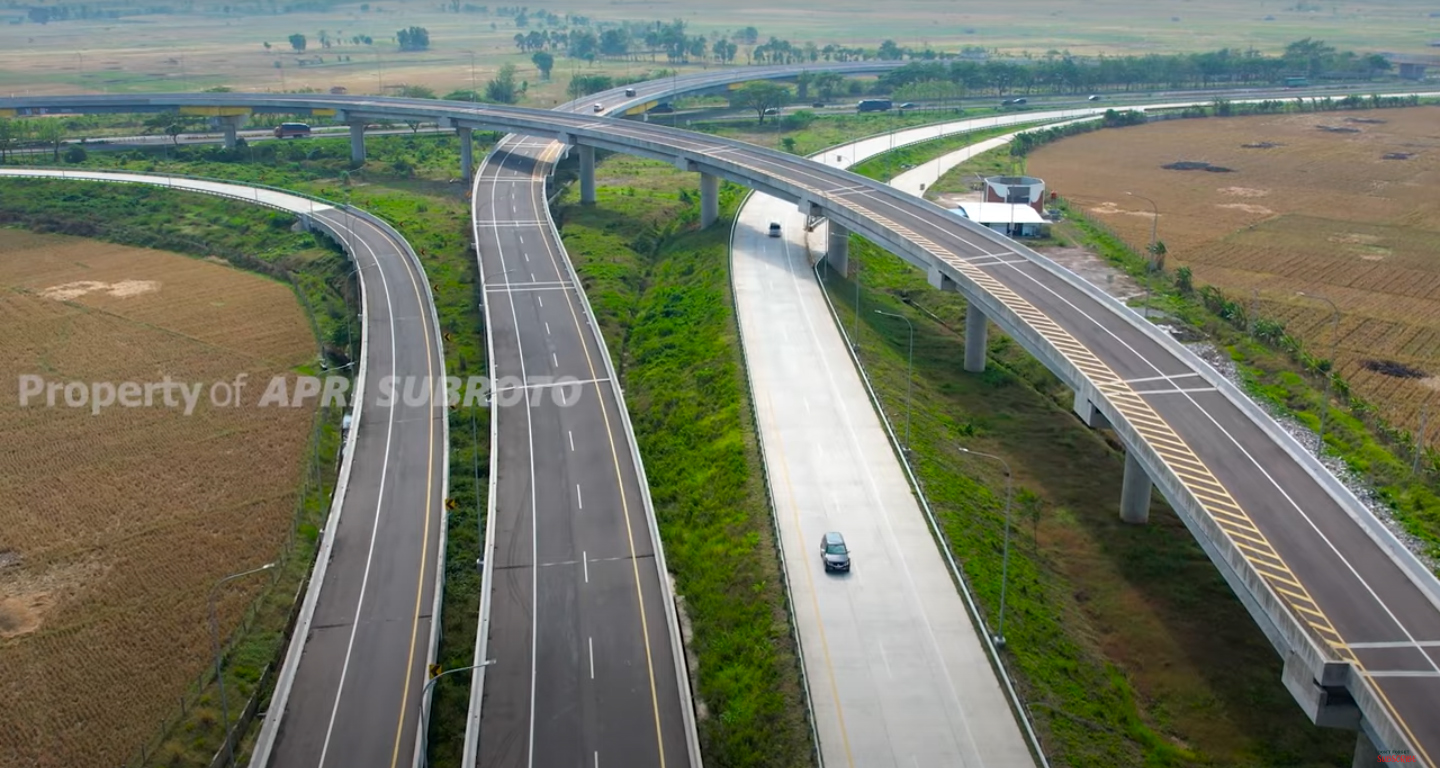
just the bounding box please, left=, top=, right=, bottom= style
left=208, top=562, right=277, bottom=768
left=468, top=51, right=477, bottom=100
left=957, top=447, right=1012, bottom=648
left=1296, top=291, right=1341, bottom=451
left=875, top=310, right=914, bottom=452
left=1127, top=191, right=1159, bottom=317
left=418, top=660, right=496, bottom=768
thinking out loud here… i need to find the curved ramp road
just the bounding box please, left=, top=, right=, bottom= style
left=6, top=89, right=1440, bottom=764
left=0, top=168, right=449, bottom=768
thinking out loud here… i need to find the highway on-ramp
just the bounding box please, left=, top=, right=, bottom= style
left=0, top=168, right=450, bottom=768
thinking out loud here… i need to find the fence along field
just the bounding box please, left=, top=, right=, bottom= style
left=0, top=230, right=315, bottom=767
left=1027, top=106, right=1440, bottom=446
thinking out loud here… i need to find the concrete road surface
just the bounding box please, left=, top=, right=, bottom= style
left=732, top=199, right=1037, bottom=767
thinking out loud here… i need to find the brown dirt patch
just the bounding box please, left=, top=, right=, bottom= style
left=0, top=230, right=314, bottom=766
left=1030, top=106, right=1440, bottom=444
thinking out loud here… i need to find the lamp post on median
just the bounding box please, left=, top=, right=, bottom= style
left=418, top=660, right=497, bottom=768
left=1296, top=290, right=1341, bottom=451
left=875, top=310, right=914, bottom=453
left=956, top=447, right=1012, bottom=649
left=209, top=562, right=277, bottom=768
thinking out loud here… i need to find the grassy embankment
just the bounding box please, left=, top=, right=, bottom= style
left=690, top=107, right=997, bottom=154
left=847, top=123, right=1031, bottom=182
left=0, top=179, right=348, bottom=767
left=807, top=128, right=1357, bottom=763
left=13, top=133, right=491, bottom=766
left=553, top=153, right=814, bottom=765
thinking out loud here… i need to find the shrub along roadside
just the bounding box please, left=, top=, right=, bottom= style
left=553, top=155, right=814, bottom=766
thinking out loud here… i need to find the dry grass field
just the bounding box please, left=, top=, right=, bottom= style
left=0, top=0, right=1436, bottom=97
left=0, top=230, right=315, bottom=767
left=1028, top=106, right=1440, bottom=444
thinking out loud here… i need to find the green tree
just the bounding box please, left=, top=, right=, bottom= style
left=485, top=62, right=518, bottom=103
left=729, top=81, right=790, bottom=123
left=288, top=33, right=307, bottom=52
left=395, top=84, right=437, bottom=98
left=397, top=26, right=430, bottom=51
left=532, top=51, right=554, bottom=80
left=1175, top=266, right=1194, bottom=295
left=33, top=119, right=64, bottom=161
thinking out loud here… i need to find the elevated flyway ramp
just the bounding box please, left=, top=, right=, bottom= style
left=5, top=90, right=1440, bottom=764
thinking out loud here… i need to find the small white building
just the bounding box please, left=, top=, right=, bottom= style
left=950, top=202, right=1048, bottom=238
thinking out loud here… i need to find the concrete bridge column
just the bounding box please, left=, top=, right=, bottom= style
left=578, top=144, right=596, bottom=205
left=220, top=115, right=243, bottom=149
left=348, top=122, right=366, bottom=165
left=964, top=303, right=987, bottom=372
left=827, top=220, right=850, bottom=275
left=1351, top=730, right=1379, bottom=768
left=699, top=172, right=719, bottom=228
left=1120, top=451, right=1153, bottom=524
left=458, top=126, right=474, bottom=182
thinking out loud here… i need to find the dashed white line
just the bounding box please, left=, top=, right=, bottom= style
left=518, top=234, right=525, bottom=245
left=552, top=351, right=559, bottom=367
left=569, top=430, right=575, bottom=451
left=589, top=636, right=595, bottom=679
left=525, top=252, right=531, bottom=262
left=577, top=484, right=583, bottom=509
left=583, top=551, right=589, bottom=583
left=531, top=272, right=537, bottom=282
left=537, top=295, right=544, bottom=307
left=545, top=321, right=552, bottom=335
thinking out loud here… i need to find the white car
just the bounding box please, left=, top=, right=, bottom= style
left=768, top=222, right=782, bottom=237
left=592, top=103, right=604, bottom=112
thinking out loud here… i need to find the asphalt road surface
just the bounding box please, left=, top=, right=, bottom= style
left=470, top=136, right=692, bottom=767
left=732, top=197, right=1036, bottom=767
left=257, top=201, right=446, bottom=768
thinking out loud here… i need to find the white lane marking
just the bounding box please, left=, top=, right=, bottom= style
left=537, top=295, right=544, bottom=308
left=1131, top=386, right=1218, bottom=396
left=583, top=551, right=589, bottom=583
left=776, top=225, right=984, bottom=766
left=877, top=638, right=893, bottom=679
left=803, top=396, right=811, bottom=414
left=525, top=252, right=531, bottom=262
left=531, top=272, right=537, bottom=282
left=519, top=234, right=525, bottom=245
left=316, top=199, right=402, bottom=768
left=589, top=636, right=595, bottom=679
left=552, top=351, right=559, bottom=367
left=577, top=484, right=583, bottom=509
left=1363, top=670, right=1440, bottom=678
left=482, top=154, right=543, bottom=768
left=569, top=431, right=575, bottom=451
left=595, top=751, right=600, bottom=768
left=1349, top=641, right=1440, bottom=649
left=545, top=321, right=552, bottom=335
left=1122, top=372, right=1204, bottom=385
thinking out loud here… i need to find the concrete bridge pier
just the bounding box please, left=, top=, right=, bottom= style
left=220, top=115, right=244, bottom=149
left=1351, top=729, right=1380, bottom=768
left=348, top=122, right=366, bottom=165
left=964, top=303, right=987, bottom=373
left=578, top=144, right=596, bottom=204
left=827, top=220, right=850, bottom=275
left=459, top=126, right=474, bottom=182
left=699, top=172, right=719, bottom=228
left=1120, top=451, right=1153, bottom=524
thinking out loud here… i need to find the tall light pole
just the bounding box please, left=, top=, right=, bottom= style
left=418, top=660, right=496, bottom=767
left=209, top=562, right=276, bottom=768
left=875, top=310, right=914, bottom=452
left=1127, top=191, right=1159, bottom=317
left=957, top=447, right=1012, bottom=649
left=1296, top=291, right=1341, bottom=450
